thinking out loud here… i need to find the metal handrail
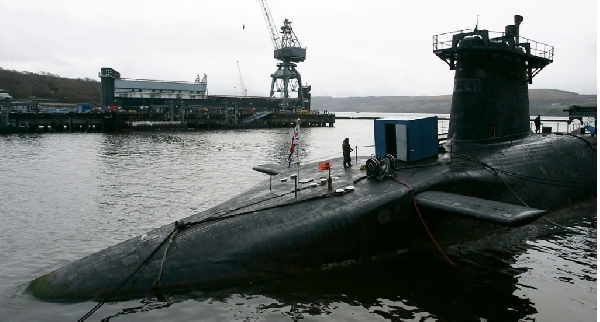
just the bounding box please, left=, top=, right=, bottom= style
left=432, top=29, right=554, bottom=61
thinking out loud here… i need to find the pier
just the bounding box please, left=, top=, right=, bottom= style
left=0, top=110, right=335, bottom=133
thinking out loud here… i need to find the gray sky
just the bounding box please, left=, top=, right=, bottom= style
left=0, top=0, right=596, bottom=97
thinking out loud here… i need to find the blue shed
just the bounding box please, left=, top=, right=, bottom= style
left=76, top=103, right=92, bottom=113
left=374, top=116, right=438, bottom=162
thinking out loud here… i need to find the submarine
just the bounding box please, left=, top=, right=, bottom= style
left=30, top=15, right=596, bottom=303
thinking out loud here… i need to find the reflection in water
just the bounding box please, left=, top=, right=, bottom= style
left=238, top=253, right=534, bottom=321
left=98, top=249, right=534, bottom=321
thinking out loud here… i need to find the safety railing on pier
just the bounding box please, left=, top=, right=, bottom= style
left=432, top=29, right=554, bottom=61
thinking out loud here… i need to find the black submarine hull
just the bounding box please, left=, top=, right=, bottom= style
left=29, top=133, right=596, bottom=301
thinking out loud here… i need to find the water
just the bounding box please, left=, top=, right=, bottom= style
left=0, top=116, right=595, bottom=322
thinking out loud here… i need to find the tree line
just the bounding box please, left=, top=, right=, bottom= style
left=0, top=68, right=101, bottom=105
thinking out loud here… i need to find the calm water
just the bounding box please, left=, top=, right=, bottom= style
left=0, top=116, right=596, bottom=322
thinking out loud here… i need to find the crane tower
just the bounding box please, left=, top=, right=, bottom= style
left=259, top=0, right=309, bottom=111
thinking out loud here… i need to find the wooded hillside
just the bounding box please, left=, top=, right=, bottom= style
left=0, top=68, right=595, bottom=116
left=0, top=68, right=100, bottom=105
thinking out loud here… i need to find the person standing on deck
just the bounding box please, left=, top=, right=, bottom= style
left=534, top=115, right=541, bottom=133
left=343, top=138, right=354, bottom=168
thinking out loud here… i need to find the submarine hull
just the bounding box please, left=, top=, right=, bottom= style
left=30, top=133, right=596, bottom=301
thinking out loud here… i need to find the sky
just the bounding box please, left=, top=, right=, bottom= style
left=0, top=0, right=596, bottom=97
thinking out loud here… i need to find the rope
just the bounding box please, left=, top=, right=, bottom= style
left=78, top=174, right=365, bottom=321
left=152, top=229, right=180, bottom=290
left=353, top=175, right=368, bottom=184
left=391, top=176, right=454, bottom=265
left=452, top=153, right=586, bottom=235
left=452, top=153, right=594, bottom=188
left=495, top=171, right=584, bottom=235
left=78, top=228, right=178, bottom=322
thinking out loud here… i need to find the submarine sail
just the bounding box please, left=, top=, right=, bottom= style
left=434, top=15, right=553, bottom=142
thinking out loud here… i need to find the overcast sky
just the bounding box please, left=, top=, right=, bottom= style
left=0, top=0, right=596, bottom=97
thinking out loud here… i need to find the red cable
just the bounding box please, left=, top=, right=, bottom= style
left=392, top=176, right=454, bottom=266
left=412, top=195, right=454, bottom=265
left=392, top=176, right=412, bottom=190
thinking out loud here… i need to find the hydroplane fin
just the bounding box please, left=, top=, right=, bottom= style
left=252, top=163, right=286, bottom=175
left=415, top=191, right=546, bottom=227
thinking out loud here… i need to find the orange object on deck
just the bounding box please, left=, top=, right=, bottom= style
left=318, top=162, right=331, bottom=171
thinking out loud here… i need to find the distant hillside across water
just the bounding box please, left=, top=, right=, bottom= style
left=313, top=89, right=597, bottom=116
left=0, top=67, right=101, bottom=105
left=0, top=68, right=595, bottom=116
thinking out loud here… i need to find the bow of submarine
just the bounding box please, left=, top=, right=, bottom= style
left=29, top=160, right=437, bottom=302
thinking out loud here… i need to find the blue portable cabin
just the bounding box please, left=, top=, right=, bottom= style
left=374, top=116, right=438, bottom=162
left=76, top=103, right=92, bottom=113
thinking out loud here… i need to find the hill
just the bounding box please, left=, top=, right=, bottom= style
left=0, top=68, right=595, bottom=116
left=0, top=68, right=101, bottom=105
left=312, top=90, right=597, bottom=116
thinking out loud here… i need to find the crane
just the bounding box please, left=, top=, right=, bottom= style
left=259, top=0, right=280, bottom=50
left=237, top=61, right=248, bottom=97
left=258, top=0, right=308, bottom=111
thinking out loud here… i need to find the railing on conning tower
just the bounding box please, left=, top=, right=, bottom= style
left=432, top=29, right=473, bottom=51
left=432, top=29, right=554, bottom=62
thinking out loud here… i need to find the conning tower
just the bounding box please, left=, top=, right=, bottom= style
left=433, top=15, right=554, bottom=142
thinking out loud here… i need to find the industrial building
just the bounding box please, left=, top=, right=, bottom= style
left=99, top=67, right=310, bottom=115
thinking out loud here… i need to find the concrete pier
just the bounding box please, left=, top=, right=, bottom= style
left=0, top=111, right=336, bottom=133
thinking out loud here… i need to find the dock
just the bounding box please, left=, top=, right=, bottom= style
left=0, top=111, right=335, bottom=133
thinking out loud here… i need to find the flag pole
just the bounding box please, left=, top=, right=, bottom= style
left=296, top=118, right=300, bottom=182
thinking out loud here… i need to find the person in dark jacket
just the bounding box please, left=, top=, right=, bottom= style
left=342, top=138, right=354, bottom=168
left=534, top=115, right=541, bottom=133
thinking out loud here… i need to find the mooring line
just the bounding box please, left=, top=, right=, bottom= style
left=452, top=152, right=587, bottom=235
left=78, top=177, right=358, bottom=321
left=77, top=227, right=178, bottom=322
left=391, top=176, right=454, bottom=266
